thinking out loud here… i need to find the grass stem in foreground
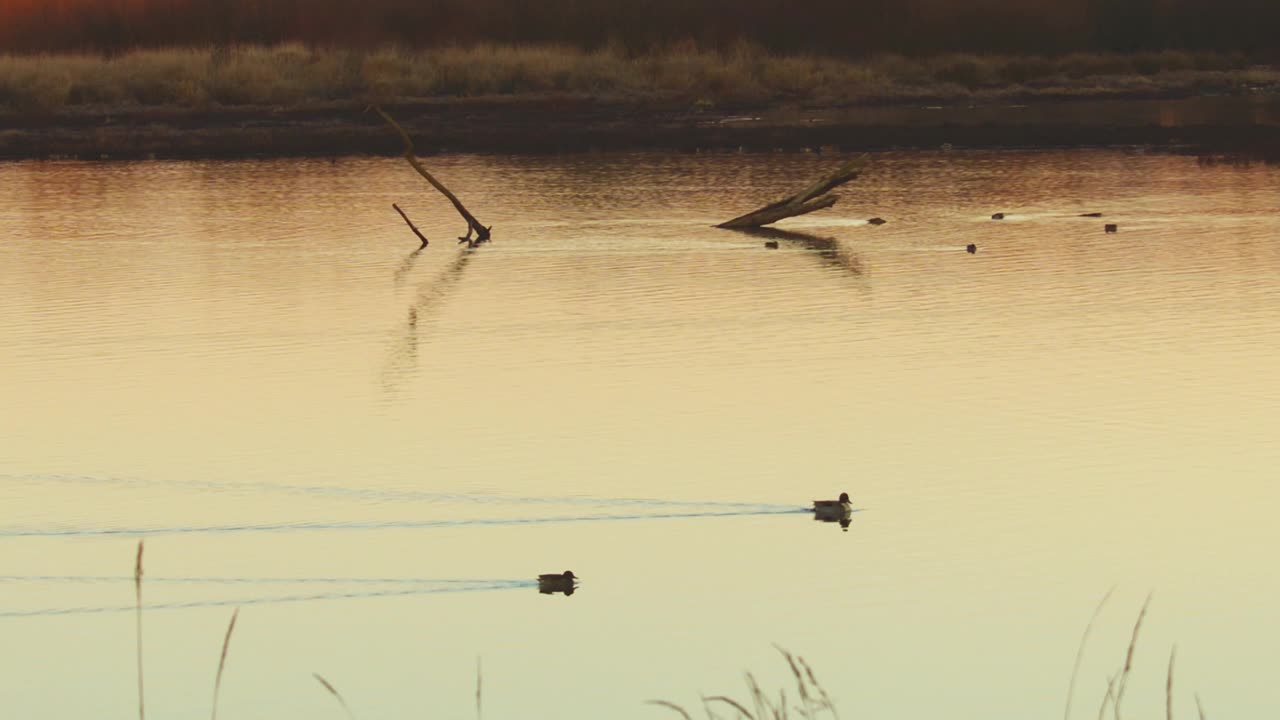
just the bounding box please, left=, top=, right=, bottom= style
left=134, top=540, right=145, bottom=720
left=211, top=609, right=240, bottom=720
left=1064, top=587, right=1116, bottom=720
left=1114, top=595, right=1152, bottom=719
left=313, top=673, right=357, bottom=720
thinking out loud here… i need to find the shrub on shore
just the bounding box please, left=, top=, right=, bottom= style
left=0, top=43, right=1273, bottom=113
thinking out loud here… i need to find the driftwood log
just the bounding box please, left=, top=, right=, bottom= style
left=372, top=106, right=492, bottom=245
left=717, top=155, right=869, bottom=229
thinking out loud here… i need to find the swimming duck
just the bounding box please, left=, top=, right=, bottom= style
left=538, top=570, right=577, bottom=595
left=812, top=492, right=852, bottom=518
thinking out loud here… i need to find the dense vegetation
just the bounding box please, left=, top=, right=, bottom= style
left=1, top=0, right=1278, bottom=56
left=2, top=44, right=1272, bottom=113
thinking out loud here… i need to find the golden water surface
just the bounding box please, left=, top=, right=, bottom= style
left=1, top=151, right=1279, bottom=719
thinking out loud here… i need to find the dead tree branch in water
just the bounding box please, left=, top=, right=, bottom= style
left=717, top=155, right=869, bottom=229
left=372, top=106, right=492, bottom=246
left=392, top=203, right=429, bottom=248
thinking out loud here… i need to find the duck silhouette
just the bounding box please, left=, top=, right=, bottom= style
left=812, top=492, right=854, bottom=531
left=538, top=570, right=578, bottom=596
left=812, top=492, right=852, bottom=517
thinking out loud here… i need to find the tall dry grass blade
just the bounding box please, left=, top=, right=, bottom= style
left=1166, top=645, right=1176, bottom=720
left=475, top=656, right=482, bottom=720
left=1114, top=595, right=1152, bottom=720
left=798, top=656, right=839, bottom=720
left=134, top=540, right=146, bottom=720
left=1195, top=694, right=1206, bottom=720
left=1064, top=587, right=1116, bottom=720
left=706, top=694, right=756, bottom=719
left=1097, top=674, right=1117, bottom=720
left=211, top=608, right=240, bottom=720
left=1095, top=671, right=1116, bottom=717
left=313, top=673, right=357, bottom=720
left=746, top=672, right=769, bottom=720
left=773, top=646, right=811, bottom=718
left=646, top=700, right=694, bottom=720
left=700, top=696, right=727, bottom=720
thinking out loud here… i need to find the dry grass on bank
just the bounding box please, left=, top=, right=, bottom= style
left=0, top=43, right=1276, bottom=113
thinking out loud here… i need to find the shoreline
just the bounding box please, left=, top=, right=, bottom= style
left=3, top=93, right=1279, bottom=161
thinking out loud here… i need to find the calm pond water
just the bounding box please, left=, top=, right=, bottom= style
left=1, top=150, right=1279, bottom=719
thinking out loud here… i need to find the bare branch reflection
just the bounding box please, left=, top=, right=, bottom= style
left=381, top=247, right=478, bottom=395
left=393, top=247, right=425, bottom=286
left=737, top=226, right=863, bottom=276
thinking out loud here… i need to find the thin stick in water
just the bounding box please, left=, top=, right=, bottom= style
left=1195, top=693, right=1207, bottom=720
left=476, top=656, right=482, bottom=720
left=313, top=673, right=357, bottom=720
left=1064, top=587, right=1116, bottom=720
left=392, top=203, right=429, bottom=248
left=135, top=541, right=145, bottom=720
left=1166, top=645, right=1177, bottom=720
left=211, top=608, right=240, bottom=720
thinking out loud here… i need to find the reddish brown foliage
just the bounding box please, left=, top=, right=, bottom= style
left=0, top=0, right=1277, bottom=55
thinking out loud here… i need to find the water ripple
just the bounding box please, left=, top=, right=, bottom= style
left=0, top=508, right=808, bottom=538
left=0, top=580, right=534, bottom=618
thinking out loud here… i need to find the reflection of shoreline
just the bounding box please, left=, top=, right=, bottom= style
left=4, top=96, right=1278, bottom=160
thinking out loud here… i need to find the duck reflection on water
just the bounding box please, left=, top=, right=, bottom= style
left=538, top=570, right=578, bottom=596
left=812, top=492, right=853, bottom=531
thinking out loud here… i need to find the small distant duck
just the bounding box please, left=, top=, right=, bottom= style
left=538, top=570, right=577, bottom=596
left=867, top=217, right=887, bottom=225
left=764, top=240, right=779, bottom=249
left=812, top=492, right=852, bottom=517
left=1105, top=224, right=1118, bottom=233
left=966, top=243, right=977, bottom=254
left=991, top=212, right=1005, bottom=220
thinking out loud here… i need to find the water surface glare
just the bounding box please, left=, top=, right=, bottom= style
left=1, top=151, right=1278, bottom=720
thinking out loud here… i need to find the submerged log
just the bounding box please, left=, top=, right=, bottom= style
left=372, top=106, right=492, bottom=245
left=716, top=155, right=869, bottom=229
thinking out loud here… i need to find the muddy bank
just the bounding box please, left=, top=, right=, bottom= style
left=2, top=95, right=1278, bottom=160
